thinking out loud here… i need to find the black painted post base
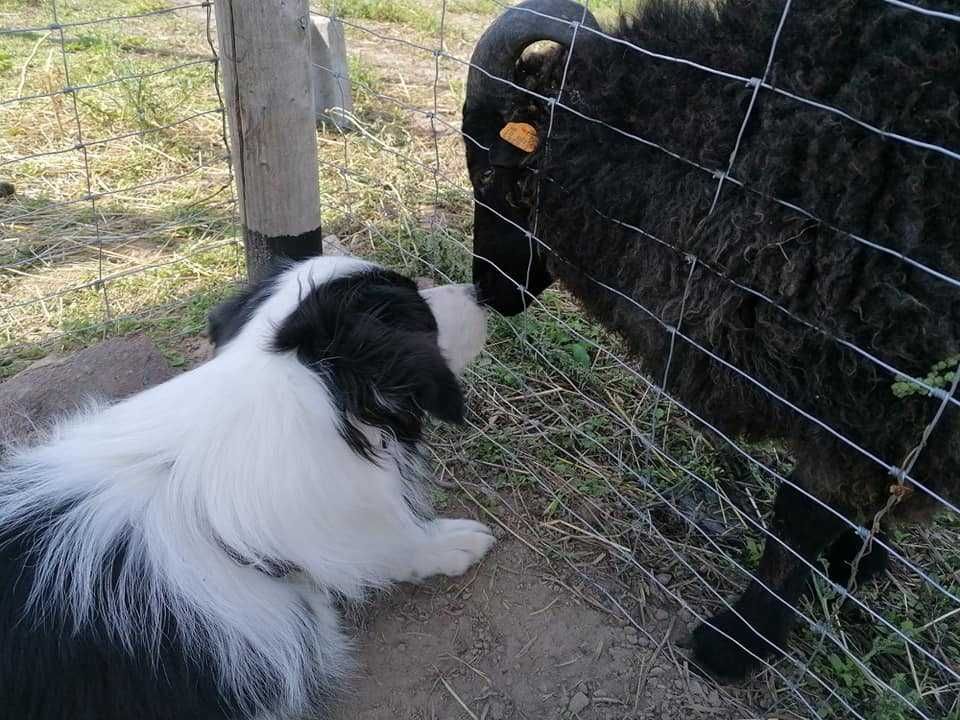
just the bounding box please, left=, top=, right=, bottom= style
left=245, top=226, right=324, bottom=281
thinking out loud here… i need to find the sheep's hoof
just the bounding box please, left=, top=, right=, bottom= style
left=824, top=529, right=890, bottom=588
left=691, top=610, right=773, bottom=682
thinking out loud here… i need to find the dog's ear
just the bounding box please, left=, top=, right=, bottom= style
left=402, top=338, right=466, bottom=424
left=273, top=276, right=466, bottom=437
left=369, top=327, right=466, bottom=425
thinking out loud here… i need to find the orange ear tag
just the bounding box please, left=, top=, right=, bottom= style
left=499, top=122, right=539, bottom=153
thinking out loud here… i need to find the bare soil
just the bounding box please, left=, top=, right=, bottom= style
left=334, top=530, right=743, bottom=720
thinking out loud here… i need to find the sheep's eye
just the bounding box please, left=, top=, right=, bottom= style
left=481, top=168, right=495, bottom=183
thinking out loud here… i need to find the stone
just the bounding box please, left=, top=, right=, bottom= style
left=322, top=234, right=350, bottom=256
left=568, top=692, right=590, bottom=715
left=0, top=334, right=174, bottom=447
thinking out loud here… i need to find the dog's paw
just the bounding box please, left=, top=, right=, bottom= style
left=415, top=519, right=495, bottom=579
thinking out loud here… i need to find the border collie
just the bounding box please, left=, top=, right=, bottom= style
left=0, top=256, right=492, bottom=720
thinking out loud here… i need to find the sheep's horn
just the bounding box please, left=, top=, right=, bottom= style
left=465, top=0, right=599, bottom=111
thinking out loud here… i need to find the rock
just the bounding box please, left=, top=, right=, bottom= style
left=415, top=277, right=436, bottom=290
left=0, top=334, right=174, bottom=447
left=654, top=609, right=669, bottom=621
left=0, top=181, right=14, bottom=198
left=568, top=692, right=590, bottom=715
left=655, top=573, right=673, bottom=586
left=322, top=234, right=350, bottom=256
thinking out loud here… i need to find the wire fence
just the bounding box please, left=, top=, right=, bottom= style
left=2, top=1, right=959, bottom=718
left=309, top=0, right=960, bottom=717
left=0, top=1, right=239, bottom=372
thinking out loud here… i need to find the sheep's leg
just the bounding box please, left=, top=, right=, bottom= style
left=823, top=528, right=889, bottom=587
left=698, top=427, right=753, bottom=485
left=691, top=479, right=847, bottom=681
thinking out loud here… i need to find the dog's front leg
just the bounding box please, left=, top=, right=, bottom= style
left=390, top=518, right=495, bottom=583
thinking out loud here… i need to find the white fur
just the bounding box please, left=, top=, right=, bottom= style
left=0, top=257, right=492, bottom=717
left=420, top=283, right=488, bottom=377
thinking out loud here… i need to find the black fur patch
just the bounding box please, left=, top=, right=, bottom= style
left=272, top=267, right=466, bottom=457
left=0, top=508, right=332, bottom=720
left=206, top=260, right=289, bottom=350
left=467, top=0, right=960, bottom=681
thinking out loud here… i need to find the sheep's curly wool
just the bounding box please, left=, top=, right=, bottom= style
left=514, top=0, right=959, bottom=522
left=468, top=0, right=960, bottom=679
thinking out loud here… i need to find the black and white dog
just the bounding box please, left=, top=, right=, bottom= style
left=0, top=256, right=493, bottom=720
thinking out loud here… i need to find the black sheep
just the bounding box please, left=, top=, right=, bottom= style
left=462, top=0, right=960, bottom=680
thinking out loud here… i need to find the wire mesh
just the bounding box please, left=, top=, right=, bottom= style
left=309, top=0, right=960, bottom=717
left=0, top=0, right=240, bottom=369
left=2, top=0, right=958, bottom=718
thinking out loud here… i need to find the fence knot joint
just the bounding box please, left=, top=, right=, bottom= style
left=887, top=465, right=908, bottom=482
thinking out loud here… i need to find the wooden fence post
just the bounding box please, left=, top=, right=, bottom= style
left=310, top=17, right=354, bottom=130
left=213, top=0, right=323, bottom=279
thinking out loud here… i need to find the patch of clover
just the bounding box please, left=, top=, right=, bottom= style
left=892, top=354, right=960, bottom=399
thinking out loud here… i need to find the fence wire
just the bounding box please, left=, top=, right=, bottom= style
left=0, top=0, right=239, bottom=362
left=310, top=0, right=960, bottom=717
left=2, top=0, right=958, bottom=718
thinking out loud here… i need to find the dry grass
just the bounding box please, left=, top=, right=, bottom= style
left=0, top=0, right=239, bottom=374
left=1, top=1, right=958, bottom=718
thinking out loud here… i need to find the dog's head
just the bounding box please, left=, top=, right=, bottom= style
left=207, top=256, right=487, bottom=450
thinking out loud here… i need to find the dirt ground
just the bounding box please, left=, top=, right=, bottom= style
left=333, top=532, right=740, bottom=720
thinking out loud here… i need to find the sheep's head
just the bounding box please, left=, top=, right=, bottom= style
left=463, top=0, right=598, bottom=316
